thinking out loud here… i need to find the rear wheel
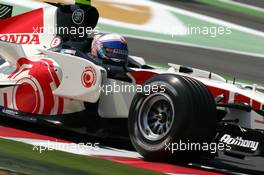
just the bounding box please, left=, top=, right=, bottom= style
left=128, top=74, right=217, bottom=160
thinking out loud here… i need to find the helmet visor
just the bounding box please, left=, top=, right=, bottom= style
left=104, top=47, right=128, bottom=62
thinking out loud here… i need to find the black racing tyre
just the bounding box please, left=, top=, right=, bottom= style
left=128, top=74, right=217, bottom=160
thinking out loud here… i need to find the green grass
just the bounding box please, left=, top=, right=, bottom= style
left=0, top=138, right=163, bottom=175
left=194, top=0, right=264, bottom=19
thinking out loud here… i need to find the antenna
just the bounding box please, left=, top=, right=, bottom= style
left=233, top=77, right=236, bottom=84
left=209, top=72, right=212, bottom=79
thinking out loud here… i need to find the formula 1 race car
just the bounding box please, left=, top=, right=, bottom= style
left=0, top=1, right=264, bottom=160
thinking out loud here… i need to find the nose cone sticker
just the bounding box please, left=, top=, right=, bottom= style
left=81, top=66, right=97, bottom=88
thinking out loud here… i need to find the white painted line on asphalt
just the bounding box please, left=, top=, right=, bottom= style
left=219, top=0, right=264, bottom=12
left=1, top=136, right=141, bottom=158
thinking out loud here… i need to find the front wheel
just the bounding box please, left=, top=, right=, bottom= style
left=128, top=74, right=217, bottom=160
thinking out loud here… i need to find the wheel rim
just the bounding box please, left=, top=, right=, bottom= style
left=138, top=93, right=175, bottom=141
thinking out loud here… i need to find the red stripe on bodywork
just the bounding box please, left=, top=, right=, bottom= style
left=0, top=8, right=43, bottom=34
left=207, top=86, right=230, bottom=104
left=252, top=100, right=261, bottom=110
left=130, top=71, right=157, bottom=85
left=234, top=94, right=250, bottom=104
left=207, top=86, right=263, bottom=110
left=3, top=93, right=8, bottom=108
left=58, top=97, right=64, bottom=115
left=42, top=59, right=64, bottom=114
left=42, top=59, right=60, bottom=86
left=255, top=120, right=264, bottom=125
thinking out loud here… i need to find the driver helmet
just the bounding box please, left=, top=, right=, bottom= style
left=91, top=33, right=128, bottom=66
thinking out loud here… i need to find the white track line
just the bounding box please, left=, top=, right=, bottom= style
left=219, top=0, right=264, bottom=12
left=1, top=136, right=141, bottom=158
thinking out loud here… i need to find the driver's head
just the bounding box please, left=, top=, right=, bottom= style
left=91, top=33, right=128, bottom=66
